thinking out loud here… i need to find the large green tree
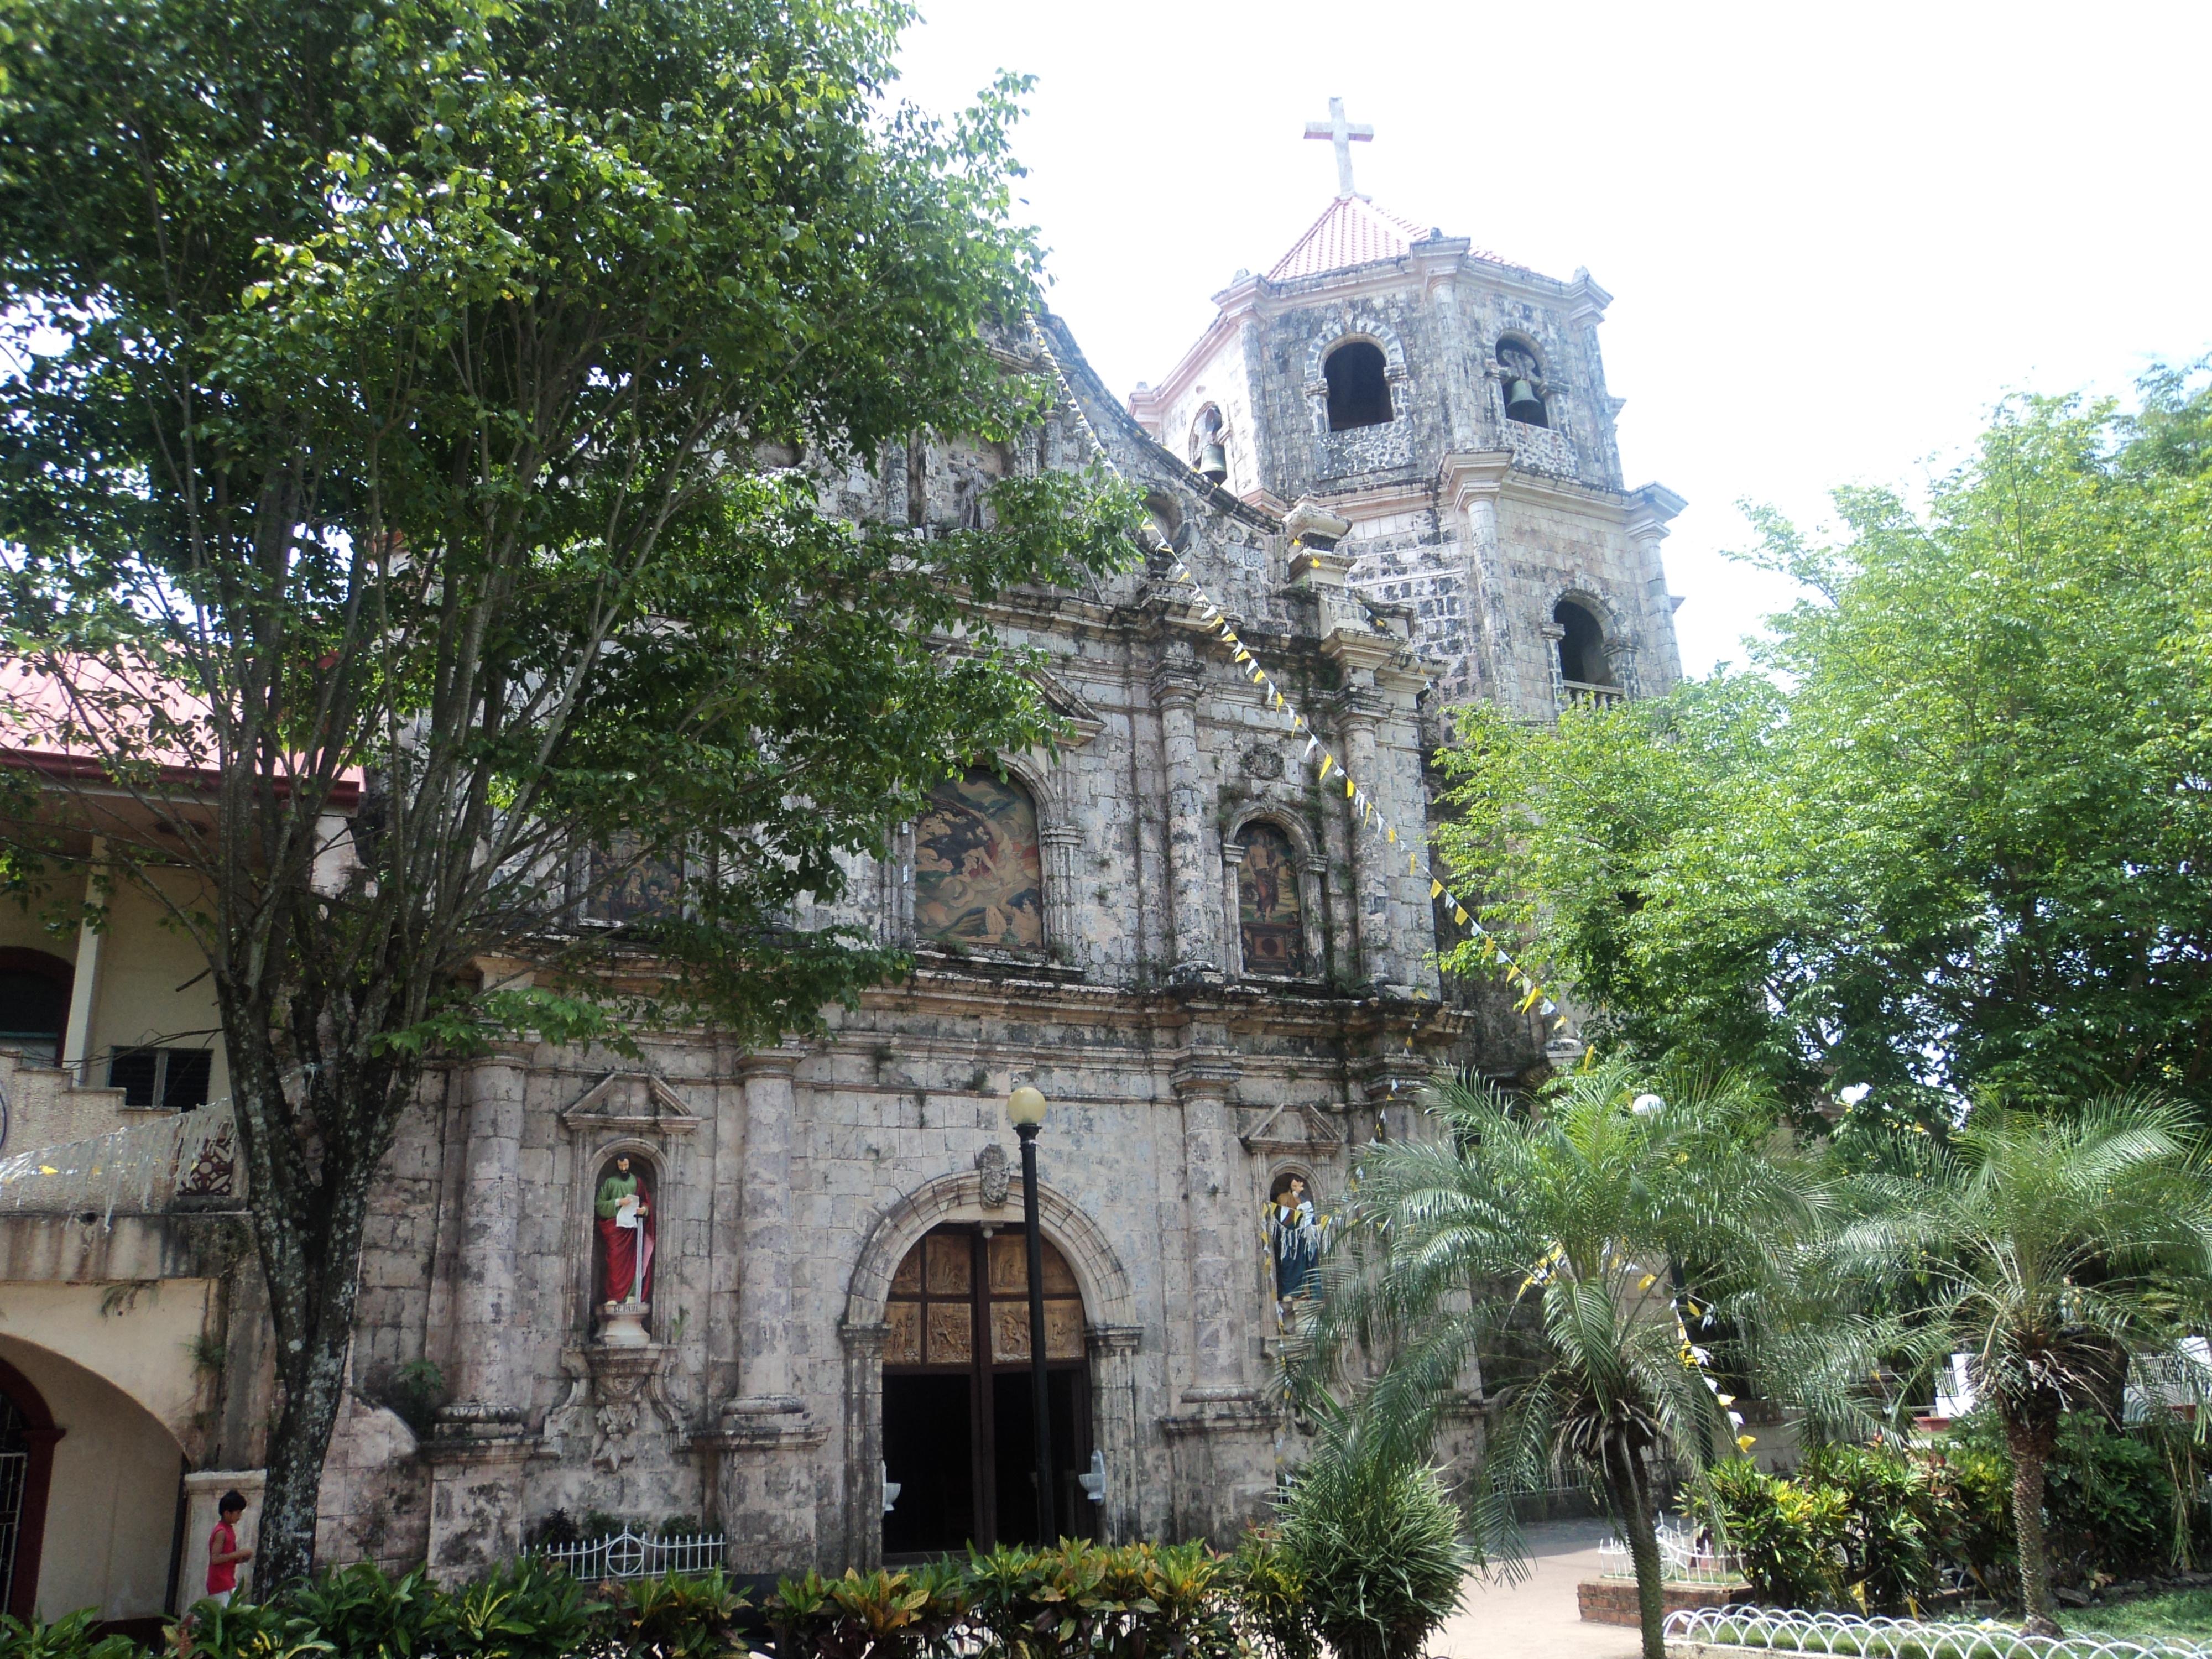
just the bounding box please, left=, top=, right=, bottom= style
left=1438, top=375, right=2212, bottom=1126
left=0, top=0, right=1133, bottom=1582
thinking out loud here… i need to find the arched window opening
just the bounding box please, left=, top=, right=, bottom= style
left=1498, top=336, right=1548, bottom=428
left=1235, top=823, right=1303, bottom=977
left=0, top=950, right=72, bottom=1065
left=1323, top=341, right=1392, bottom=431
left=915, top=767, right=1045, bottom=956
left=1554, top=599, right=1614, bottom=687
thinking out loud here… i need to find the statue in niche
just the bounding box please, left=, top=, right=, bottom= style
left=595, top=1152, right=655, bottom=1308
left=1265, top=1171, right=1331, bottom=1323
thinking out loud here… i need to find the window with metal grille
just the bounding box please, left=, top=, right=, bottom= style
left=106, top=1046, right=213, bottom=1110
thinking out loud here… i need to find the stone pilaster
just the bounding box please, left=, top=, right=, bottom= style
left=1172, top=1057, right=1248, bottom=1395
left=1151, top=661, right=1216, bottom=982
left=1627, top=486, right=1687, bottom=692
left=733, top=1043, right=807, bottom=1407
left=446, top=1042, right=532, bottom=1410
left=1441, top=452, right=1515, bottom=711
left=1218, top=840, right=1246, bottom=980
left=1332, top=691, right=1397, bottom=990
left=837, top=1321, right=889, bottom=1569
left=1086, top=1324, right=1145, bottom=1543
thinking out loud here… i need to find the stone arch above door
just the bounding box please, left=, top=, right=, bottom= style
left=844, top=1170, right=1135, bottom=1334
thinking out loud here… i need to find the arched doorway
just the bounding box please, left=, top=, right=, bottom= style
left=0, top=1354, right=62, bottom=1621
left=880, top=1224, right=1091, bottom=1558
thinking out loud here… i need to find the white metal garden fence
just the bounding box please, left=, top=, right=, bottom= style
left=1663, top=1605, right=2212, bottom=1659
left=526, top=1526, right=725, bottom=1580
left=1600, top=1519, right=1745, bottom=1586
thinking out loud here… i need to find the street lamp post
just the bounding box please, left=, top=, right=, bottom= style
left=1006, top=1084, right=1056, bottom=1544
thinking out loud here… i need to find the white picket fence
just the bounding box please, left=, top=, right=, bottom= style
left=1663, top=1605, right=2212, bottom=1659
left=526, top=1526, right=725, bottom=1580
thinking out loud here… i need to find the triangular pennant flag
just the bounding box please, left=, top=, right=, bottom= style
left=1344, top=775, right=1356, bottom=799
left=1386, top=826, right=1397, bottom=844
left=1317, top=753, right=1335, bottom=781
left=1172, top=564, right=1190, bottom=581
left=1454, top=906, right=1470, bottom=926
left=1430, top=879, right=1444, bottom=899
left=1408, top=851, right=1418, bottom=875
left=1304, top=735, right=1319, bottom=758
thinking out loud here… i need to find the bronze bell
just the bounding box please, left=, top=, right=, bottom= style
left=1505, top=378, right=1545, bottom=424
left=1197, top=440, right=1228, bottom=483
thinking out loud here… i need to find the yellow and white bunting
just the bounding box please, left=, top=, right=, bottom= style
left=1166, top=556, right=1568, bottom=1034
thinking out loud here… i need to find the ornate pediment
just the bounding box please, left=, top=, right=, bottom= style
left=559, top=1071, right=700, bottom=1135
left=1237, top=1102, right=1342, bottom=1155
left=1027, top=669, right=1105, bottom=748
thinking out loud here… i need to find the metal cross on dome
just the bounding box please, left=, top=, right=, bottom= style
left=1303, top=96, right=1374, bottom=199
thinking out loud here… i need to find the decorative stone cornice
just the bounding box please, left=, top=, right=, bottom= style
left=1169, top=1054, right=1240, bottom=1100
left=734, top=1042, right=809, bottom=1082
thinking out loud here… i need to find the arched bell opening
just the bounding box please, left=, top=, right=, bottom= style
left=1323, top=340, right=1392, bottom=431
left=1553, top=598, right=1615, bottom=688
left=879, top=1223, right=1093, bottom=1559
left=1498, top=333, right=1549, bottom=429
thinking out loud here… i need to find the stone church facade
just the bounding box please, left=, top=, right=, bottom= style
left=0, top=156, right=1683, bottom=1619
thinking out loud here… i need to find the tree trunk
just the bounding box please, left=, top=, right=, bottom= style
left=2004, top=1407, right=2063, bottom=1637
left=1605, top=1445, right=1668, bottom=1659
left=222, top=1025, right=404, bottom=1590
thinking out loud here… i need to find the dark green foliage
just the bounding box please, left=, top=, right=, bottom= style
left=1924, top=1443, right=2016, bottom=1597
left=1943, top=1411, right=2182, bottom=1586
left=0, top=1610, right=144, bottom=1659
left=1272, top=1429, right=1469, bottom=1659
left=279, top=1560, right=436, bottom=1657
left=1433, top=373, right=2212, bottom=1128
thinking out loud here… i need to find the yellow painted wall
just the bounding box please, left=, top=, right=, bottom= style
left=85, top=868, right=228, bottom=1103
left=0, top=1331, right=186, bottom=1622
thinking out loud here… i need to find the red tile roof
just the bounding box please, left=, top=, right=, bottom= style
left=1266, top=197, right=1441, bottom=281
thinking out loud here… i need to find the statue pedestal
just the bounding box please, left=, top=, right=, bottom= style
left=597, top=1299, right=651, bottom=1347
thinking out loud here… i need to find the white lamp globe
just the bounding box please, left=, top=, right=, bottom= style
left=1006, top=1084, right=1048, bottom=1128
left=1630, top=1093, right=1665, bottom=1119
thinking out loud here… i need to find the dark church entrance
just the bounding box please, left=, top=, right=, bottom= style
left=880, top=1224, right=1093, bottom=1558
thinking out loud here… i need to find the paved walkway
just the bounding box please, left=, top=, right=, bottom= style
left=1436, top=1517, right=1646, bottom=1659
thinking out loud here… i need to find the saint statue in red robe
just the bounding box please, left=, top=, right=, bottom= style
left=594, top=1153, right=654, bottom=1305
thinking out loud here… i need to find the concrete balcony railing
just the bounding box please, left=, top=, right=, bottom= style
left=1558, top=679, right=1627, bottom=709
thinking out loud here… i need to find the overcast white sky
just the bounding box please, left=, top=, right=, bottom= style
left=891, top=1, right=2210, bottom=677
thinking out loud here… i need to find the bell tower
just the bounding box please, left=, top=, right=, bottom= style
left=1129, top=100, right=1685, bottom=724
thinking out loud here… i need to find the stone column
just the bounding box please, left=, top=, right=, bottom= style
left=1151, top=661, right=1215, bottom=981
left=1333, top=689, right=1398, bottom=990
left=60, top=838, right=107, bottom=1078
left=1626, top=487, right=1687, bottom=692
left=838, top=1321, right=889, bottom=1569
left=734, top=1044, right=805, bottom=1406
left=427, top=1040, right=534, bottom=1583
left=447, top=1044, right=531, bottom=1410
left=1087, top=1324, right=1145, bottom=1543
left=712, top=1042, right=823, bottom=1575
left=1039, top=823, right=1083, bottom=967
left=1441, top=453, right=1515, bottom=708
left=1172, top=1058, right=1246, bottom=1395
left=1218, top=840, right=1246, bottom=980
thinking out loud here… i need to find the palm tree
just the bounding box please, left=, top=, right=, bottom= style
left=1308, top=1061, right=1821, bottom=1659
left=1834, top=1099, right=2212, bottom=1635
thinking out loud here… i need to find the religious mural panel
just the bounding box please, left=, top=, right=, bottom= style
left=1237, top=823, right=1303, bottom=976
left=915, top=768, right=1045, bottom=956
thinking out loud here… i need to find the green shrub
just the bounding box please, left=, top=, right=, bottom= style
left=418, top=1558, right=599, bottom=1658
left=1924, top=1443, right=2015, bottom=1597
left=0, top=1608, right=144, bottom=1659
left=768, top=1562, right=969, bottom=1659
left=1274, top=1439, right=1468, bottom=1659
left=1796, top=1444, right=1938, bottom=1612
left=1219, top=1530, right=1317, bottom=1659
left=1686, top=1458, right=1849, bottom=1609
left=961, top=1540, right=1233, bottom=1659
left=602, top=1567, right=749, bottom=1658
